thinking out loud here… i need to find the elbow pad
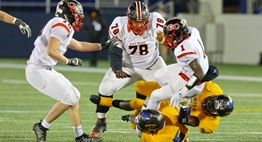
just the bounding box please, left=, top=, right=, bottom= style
left=108, top=45, right=123, bottom=72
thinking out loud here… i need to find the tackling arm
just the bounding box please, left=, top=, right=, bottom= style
left=186, top=58, right=205, bottom=90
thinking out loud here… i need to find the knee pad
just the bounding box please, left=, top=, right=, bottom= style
left=96, top=93, right=112, bottom=113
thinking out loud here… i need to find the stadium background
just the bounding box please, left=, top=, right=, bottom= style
left=1, top=0, right=262, bottom=65
left=0, top=1, right=262, bottom=142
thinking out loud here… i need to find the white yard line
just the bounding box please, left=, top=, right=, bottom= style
left=1, top=63, right=262, bottom=82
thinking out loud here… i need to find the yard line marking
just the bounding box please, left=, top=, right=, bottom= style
left=1, top=63, right=262, bottom=82
left=1, top=79, right=100, bottom=86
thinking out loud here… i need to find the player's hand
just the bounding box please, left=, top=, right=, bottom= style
left=180, top=98, right=190, bottom=108
left=114, top=69, right=132, bottom=79
left=169, top=87, right=188, bottom=108
left=156, top=31, right=165, bottom=43
left=13, top=18, right=32, bottom=38
left=66, top=58, right=83, bottom=66
left=100, top=36, right=118, bottom=50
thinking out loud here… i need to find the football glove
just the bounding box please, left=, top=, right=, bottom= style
left=13, top=18, right=31, bottom=38
left=169, top=87, right=188, bottom=108
left=114, top=69, right=132, bottom=79
left=66, top=58, right=83, bottom=66
left=100, top=36, right=118, bottom=50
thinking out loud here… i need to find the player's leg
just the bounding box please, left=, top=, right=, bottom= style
left=26, top=66, right=90, bottom=141
left=146, top=76, right=184, bottom=110
left=134, top=80, right=161, bottom=99
left=90, top=67, right=136, bottom=137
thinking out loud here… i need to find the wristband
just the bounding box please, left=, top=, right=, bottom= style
left=99, top=44, right=102, bottom=50
left=185, top=74, right=200, bottom=90
left=65, top=59, right=69, bottom=64
left=12, top=17, right=17, bottom=24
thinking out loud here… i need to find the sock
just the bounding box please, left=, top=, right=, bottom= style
left=41, top=119, right=50, bottom=129
left=73, top=125, right=84, bottom=137
left=97, top=112, right=106, bottom=120
left=96, top=117, right=106, bottom=123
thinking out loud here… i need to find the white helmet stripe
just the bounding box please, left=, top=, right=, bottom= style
left=136, top=1, right=142, bottom=20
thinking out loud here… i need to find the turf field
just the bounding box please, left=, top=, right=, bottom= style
left=0, top=58, right=262, bottom=142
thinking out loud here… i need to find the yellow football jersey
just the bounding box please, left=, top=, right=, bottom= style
left=189, top=81, right=222, bottom=133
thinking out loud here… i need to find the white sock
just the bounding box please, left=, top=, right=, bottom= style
left=41, top=119, right=50, bottom=129
left=73, top=125, right=84, bottom=137
left=97, top=112, right=106, bottom=119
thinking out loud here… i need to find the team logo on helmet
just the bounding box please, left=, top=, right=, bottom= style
left=166, top=24, right=180, bottom=31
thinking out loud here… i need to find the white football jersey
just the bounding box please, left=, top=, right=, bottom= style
left=174, top=27, right=209, bottom=78
left=108, top=12, right=165, bottom=69
left=27, top=17, right=74, bottom=68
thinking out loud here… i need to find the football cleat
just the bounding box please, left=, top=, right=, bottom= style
left=90, top=121, right=107, bottom=137
left=75, top=133, right=103, bottom=142
left=32, top=121, right=49, bottom=142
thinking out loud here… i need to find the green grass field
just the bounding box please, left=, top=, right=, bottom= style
left=0, top=58, right=262, bottom=142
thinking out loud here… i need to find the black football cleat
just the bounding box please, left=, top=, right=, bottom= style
left=32, top=121, right=49, bottom=142
left=90, top=121, right=107, bottom=137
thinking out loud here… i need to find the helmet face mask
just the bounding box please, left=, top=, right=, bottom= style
left=126, top=1, right=150, bottom=36
left=202, top=95, right=234, bottom=117
left=163, top=17, right=190, bottom=49
left=128, top=18, right=149, bottom=36
left=55, top=0, right=84, bottom=32
left=136, top=109, right=165, bottom=135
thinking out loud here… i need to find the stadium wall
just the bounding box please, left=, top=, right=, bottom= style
left=1, top=12, right=261, bottom=65
left=178, top=13, right=262, bottom=65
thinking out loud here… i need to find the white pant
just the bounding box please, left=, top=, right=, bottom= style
left=146, top=63, right=204, bottom=110
left=98, top=56, right=167, bottom=96
left=25, top=64, right=80, bottom=105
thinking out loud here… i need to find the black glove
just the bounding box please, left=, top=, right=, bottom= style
left=114, top=70, right=132, bottom=79
left=66, top=58, right=83, bottom=66
left=13, top=18, right=32, bottom=38
left=100, top=36, right=118, bottom=50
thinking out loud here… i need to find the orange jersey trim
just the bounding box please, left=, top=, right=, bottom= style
left=177, top=51, right=196, bottom=59
left=52, top=23, right=70, bottom=37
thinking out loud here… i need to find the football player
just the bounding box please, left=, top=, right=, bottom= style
left=90, top=80, right=234, bottom=141
left=89, top=1, right=167, bottom=137
left=0, top=10, right=31, bottom=38
left=145, top=17, right=210, bottom=112
left=25, top=0, right=115, bottom=142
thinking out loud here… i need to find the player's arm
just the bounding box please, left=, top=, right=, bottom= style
left=0, top=10, right=14, bottom=24
left=69, top=37, right=117, bottom=52
left=47, top=37, right=68, bottom=64
left=0, top=10, right=31, bottom=38
left=69, top=38, right=101, bottom=51
left=188, top=58, right=205, bottom=87
left=178, top=105, right=199, bottom=127
left=47, top=37, right=82, bottom=66
left=107, top=17, right=131, bottom=78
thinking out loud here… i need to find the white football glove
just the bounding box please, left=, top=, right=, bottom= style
left=169, top=87, right=188, bottom=108
left=66, top=58, right=83, bottom=66
left=13, top=18, right=32, bottom=38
